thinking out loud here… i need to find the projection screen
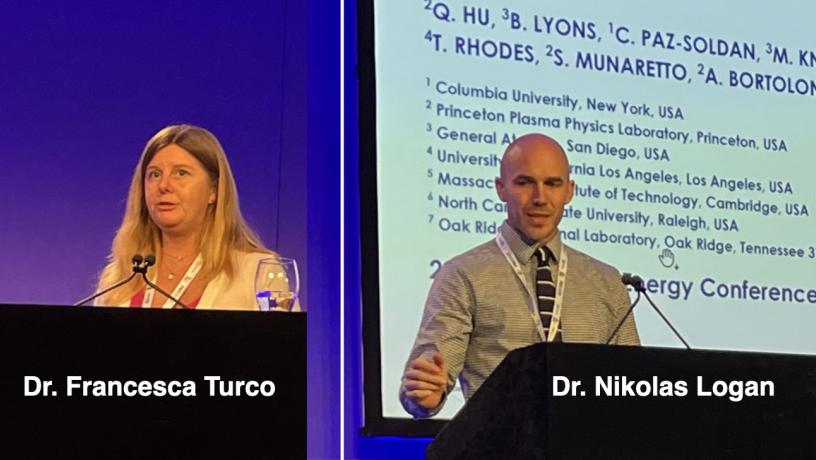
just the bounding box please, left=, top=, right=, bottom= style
left=360, top=0, right=816, bottom=432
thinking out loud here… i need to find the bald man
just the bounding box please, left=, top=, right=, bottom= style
left=400, top=133, right=639, bottom=418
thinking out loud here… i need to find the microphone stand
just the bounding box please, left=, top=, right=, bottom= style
left=605, top=290, right=641, bottom=345
left=139, top=254, right=189, bottom=309
left=74, top=255, right=145, bottom=306
left=605, top=273, right=692, bottom=350
left=642, top=290, right=691, bottom=350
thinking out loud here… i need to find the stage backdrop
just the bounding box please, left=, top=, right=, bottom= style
left=0, top=1, right=340, bottom=458
left=350, top=0, right=816, bottom=456
left=0, top=1, right=306, bottom=307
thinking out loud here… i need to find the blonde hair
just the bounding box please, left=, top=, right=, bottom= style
left=96, top=124, right=269, bottom=305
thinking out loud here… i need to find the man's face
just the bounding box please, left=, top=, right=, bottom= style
left=495, top=141, right=574, bottom=242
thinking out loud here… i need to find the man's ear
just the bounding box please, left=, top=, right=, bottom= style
left=564, top=179, right=575, bottom=205
left=495, top=176, right=507, bottom=202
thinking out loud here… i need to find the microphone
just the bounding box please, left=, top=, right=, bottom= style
left=137, top=254, right=189, bottom=309
left=621, top=272, right=645, bottom=292
left=74, top=255, right=146, bottom=306
left=606, top=273, right=691, bottom=350
left=144, top=254, right=156, bottom=271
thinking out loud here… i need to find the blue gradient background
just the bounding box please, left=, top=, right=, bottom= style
left=0, top=1, right=338, bottom=458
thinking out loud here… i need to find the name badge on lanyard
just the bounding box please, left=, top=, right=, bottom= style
left=142, top=253, right=203, bottom=309
left=496, top=233, right=568, bottom=342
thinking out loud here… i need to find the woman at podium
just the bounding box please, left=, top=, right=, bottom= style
left=93, top=124, right=281, bottom=310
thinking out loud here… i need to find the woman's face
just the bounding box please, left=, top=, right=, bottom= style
left=144, top=144, right=216, bottom=237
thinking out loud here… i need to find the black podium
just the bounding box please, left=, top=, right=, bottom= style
left=428, top=342, right=816, bottom=459
left=0, top=304, right=306, bottom=458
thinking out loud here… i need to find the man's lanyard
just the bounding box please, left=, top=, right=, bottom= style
left=496, top=233, right=568, bottom=342
left=142, top=253, right=203, bottom=309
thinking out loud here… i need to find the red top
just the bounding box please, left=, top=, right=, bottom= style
left=130, top=289, right=200, bottom=309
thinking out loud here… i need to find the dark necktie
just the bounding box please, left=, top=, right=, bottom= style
left=535, top=246, right=562, bottom=342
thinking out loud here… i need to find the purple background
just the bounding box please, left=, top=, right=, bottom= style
left=0, top=1, right=306, bottom=304
left=0, top=1, right=338, bottom=457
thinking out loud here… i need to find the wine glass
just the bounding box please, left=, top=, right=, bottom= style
left=254, top=257, right=299, bottom=311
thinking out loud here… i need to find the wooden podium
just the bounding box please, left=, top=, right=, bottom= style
left=0, top=304, right=306, bottom=458
left=428, top=342, right=816, bottom=459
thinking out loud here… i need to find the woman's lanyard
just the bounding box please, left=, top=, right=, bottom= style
left=496, top=233, right=568, bottom=342
left=142, top=253, right=203, bottom=309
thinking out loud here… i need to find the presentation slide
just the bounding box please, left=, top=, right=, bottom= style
left=372, top=0, right=816, bottom=419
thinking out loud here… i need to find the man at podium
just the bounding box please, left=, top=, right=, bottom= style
left=400, top=133, right=640, bottom=418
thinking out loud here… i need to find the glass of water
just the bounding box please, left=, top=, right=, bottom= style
left=255, top=257, right=299, bottom=311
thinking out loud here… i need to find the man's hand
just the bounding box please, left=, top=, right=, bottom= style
left=403, top=352, right=448, bottom=411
